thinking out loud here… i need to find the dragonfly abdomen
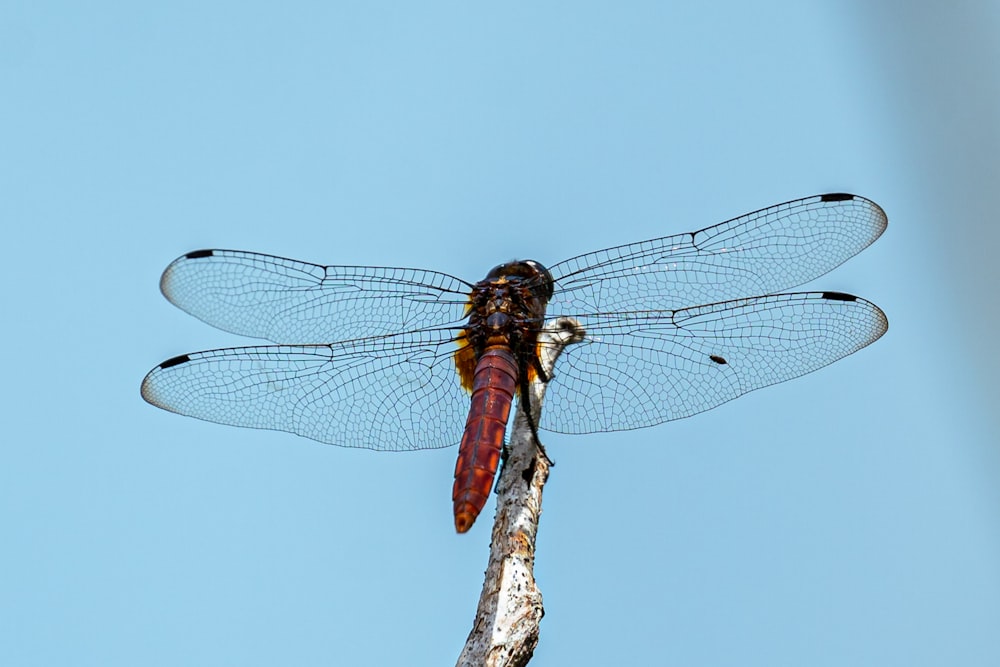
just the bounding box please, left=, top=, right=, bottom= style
left=452, top=346, right=518, bottom=533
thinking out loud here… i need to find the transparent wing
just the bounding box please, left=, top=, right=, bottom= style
left=547, top=194, right=887, bottom=314
left=159, top=249, right=472, bottom=343
left=141, top=327, right=470, bottom=451
left=540, top=292, right=888, bottom=434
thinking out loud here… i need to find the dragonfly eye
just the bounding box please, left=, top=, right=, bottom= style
left=522, top=260, right=554, bottom=302
left=482, top=260, right=554, bottom=302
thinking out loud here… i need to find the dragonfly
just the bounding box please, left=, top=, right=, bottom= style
left=141, top=193, right=888, bottom=532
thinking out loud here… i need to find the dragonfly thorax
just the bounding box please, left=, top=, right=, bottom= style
left=466, top=261, right=552, bottom=352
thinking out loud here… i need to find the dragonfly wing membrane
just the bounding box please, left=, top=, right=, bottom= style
left=540, top=292, right=888, bottom=434
left=141, top=329, right=470, bottom=451
left=548, top=194, right=887, bottom=314
left=160, top=249, right=472, bottom=343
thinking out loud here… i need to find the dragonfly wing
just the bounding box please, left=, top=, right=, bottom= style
left=141, top=328, right=470, bottom=451
left=547, top=194, right=886, bottom=314
left=159, top=249, right=472, bottom=343
left=539, top=292, right=888, bottom=434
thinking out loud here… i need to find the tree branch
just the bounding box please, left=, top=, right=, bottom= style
left=456, top=317, right=585, bottom=667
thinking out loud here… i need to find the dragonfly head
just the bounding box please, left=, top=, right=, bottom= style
left=482, top=260, right=554, bottom=304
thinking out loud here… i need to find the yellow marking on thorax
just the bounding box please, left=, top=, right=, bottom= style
left=453, top=328, right=477, bottom=393
left=453, top=295, right=476, bottom=393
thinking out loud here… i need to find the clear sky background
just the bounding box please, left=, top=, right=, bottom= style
left=3, top=2, right=999, bottom=665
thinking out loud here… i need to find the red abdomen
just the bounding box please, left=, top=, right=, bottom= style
left=452, top=346, right=518, bottom=533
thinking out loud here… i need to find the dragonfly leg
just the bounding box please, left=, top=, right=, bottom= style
left=517, top=372, right=555, bottom=467
left=530, top=354, right=550, bottom=384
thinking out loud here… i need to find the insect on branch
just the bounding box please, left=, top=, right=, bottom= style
left=457, top=316, right=585, bottom=667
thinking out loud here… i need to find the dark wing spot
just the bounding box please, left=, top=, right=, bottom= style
left=158, top=354, right=191, bottom=369
left=820, top=193, right=855, bottom=202
left=184, top=249, right=214, bottom=259
left=821, top=291, right=857, bottom=302
left=709, top=354, right=727, bottom=365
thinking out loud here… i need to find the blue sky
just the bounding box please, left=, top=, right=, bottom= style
left=3, top=2, right=999, bottom=665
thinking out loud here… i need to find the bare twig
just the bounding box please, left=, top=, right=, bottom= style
left=456, top=317, right=585, bottom=667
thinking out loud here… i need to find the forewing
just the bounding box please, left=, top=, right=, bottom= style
left=159, top=249, right=472, bottom=343
left=141, top=328, right=470, bottom=451
left=540, top=292, right=888, bottom=434
left=547, top=194, right=886, bottom=314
